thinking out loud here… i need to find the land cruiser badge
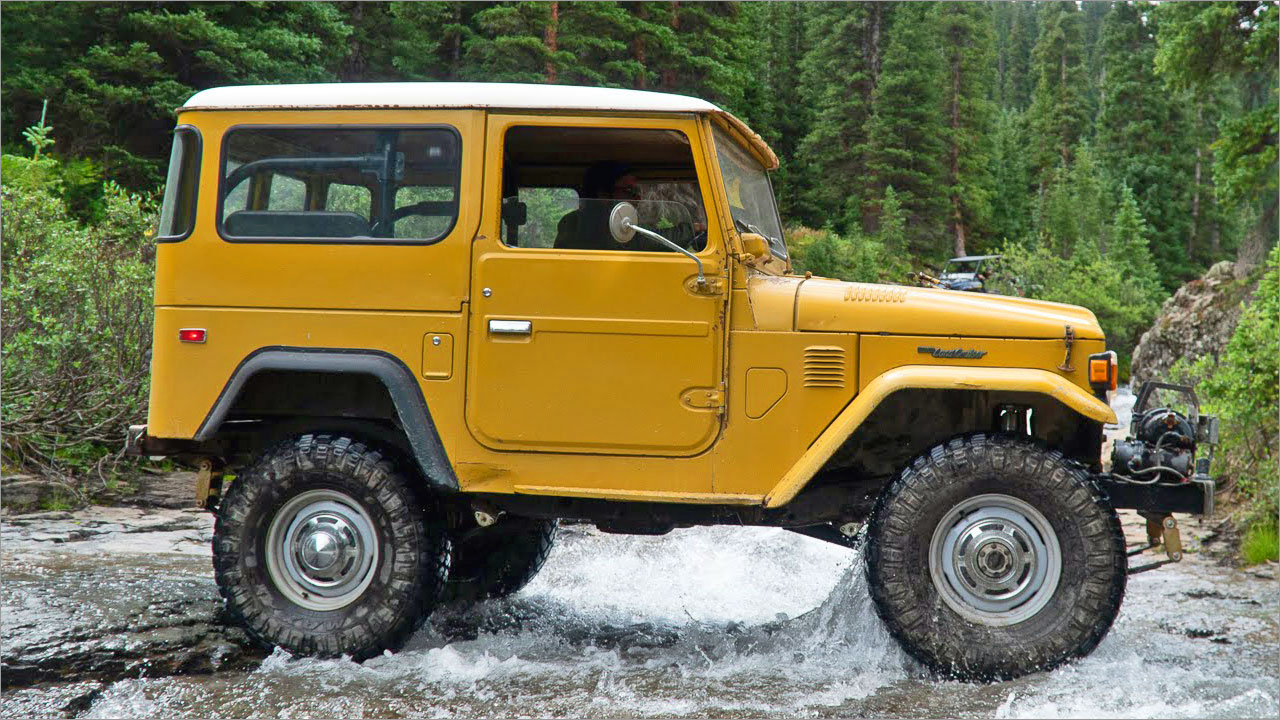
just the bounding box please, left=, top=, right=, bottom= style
left=917, top=346, right=987, bottom=359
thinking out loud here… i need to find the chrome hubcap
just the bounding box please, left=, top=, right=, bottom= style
left=265, top=490, right=378, bottom=611
left=929, top=494, right=1061, bottom=626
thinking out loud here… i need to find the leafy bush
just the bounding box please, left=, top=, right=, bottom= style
left=1, top=154, right=156, bottom=482
left=1175, top=247, right=1279, bottom=561
left=788, top=226, right=912, bottom=284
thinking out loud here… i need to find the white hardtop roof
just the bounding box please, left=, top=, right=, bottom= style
left=184, top=82, right=720, bottom=114
left=181, top=82, right=777, bottom=168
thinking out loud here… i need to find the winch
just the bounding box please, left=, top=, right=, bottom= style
left=1106, top=382, right=1219, bottom=574
left=1111, top=382, right=1218, bottom=488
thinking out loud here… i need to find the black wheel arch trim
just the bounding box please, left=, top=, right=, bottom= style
left=194, top=346, right=458, bottom=492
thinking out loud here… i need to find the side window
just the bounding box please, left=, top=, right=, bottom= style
left=156, top=126, right=201, bottom=241
left=219, top=126, right=460, bottom=243
left=500, top=126, right=708, bottom=252
left=395, top=185, right=456, bottom=240
left=325, top=183, right=371, bottom=215
left=502, top=187, right=579, bottom=249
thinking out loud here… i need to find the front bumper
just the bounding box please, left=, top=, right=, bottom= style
left=1095, top=472, right=1215, bottom=518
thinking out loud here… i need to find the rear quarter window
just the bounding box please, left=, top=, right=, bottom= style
left=218, top=126, right=460, bottom=244
left=156, top=126, right=201, bottom=242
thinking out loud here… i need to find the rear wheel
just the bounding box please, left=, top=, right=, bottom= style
left=213, top=434, right=450, bottom=660
left=443, top=517, right=557, bottom=604
left=866, top=433, right=1125, bottom=680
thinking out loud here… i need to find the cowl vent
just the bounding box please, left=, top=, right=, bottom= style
left=803, top=346, right=846, bottom=388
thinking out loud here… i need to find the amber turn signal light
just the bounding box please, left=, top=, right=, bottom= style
left=1088, top=350, right=1117, bottom=391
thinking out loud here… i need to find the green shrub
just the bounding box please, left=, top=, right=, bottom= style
left=788, top=225, right=911, bottom=284
left=1175, top=247, right=1279, bottom=562
left=1, top=159, right=156, bottom=481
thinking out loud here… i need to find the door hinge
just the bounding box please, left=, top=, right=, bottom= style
left=681, top=387, right=725, bottom=412
left=685, top=275, right=727, bottom=295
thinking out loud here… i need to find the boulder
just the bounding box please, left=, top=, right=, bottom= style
left=1130, top=261, right=1256, bottom=389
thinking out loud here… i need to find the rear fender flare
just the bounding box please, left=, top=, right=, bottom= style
left=763, top=365, right=1116, bottom=508
left=195, top=346, right=458, bottom=492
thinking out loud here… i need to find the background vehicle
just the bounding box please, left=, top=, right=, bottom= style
left=128, top=83, right=1214, bottom=680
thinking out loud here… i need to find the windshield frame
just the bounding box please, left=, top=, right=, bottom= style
left=709, top=124, right=787, bottom=262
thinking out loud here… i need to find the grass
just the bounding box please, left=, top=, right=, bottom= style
left=1241, top=516, right=1279, bottom=565
left=37, top=489, right=79, bottom=512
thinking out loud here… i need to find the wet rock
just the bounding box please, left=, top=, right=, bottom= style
left=1130, top=260, right=1258, bottom=388
left=0, top=680, right=104, bottom=719
left=1, top=475, right=82, bottom=515
left=0, top=507, right=265, bottom=690
left=126, top=470, right=198, bottom=510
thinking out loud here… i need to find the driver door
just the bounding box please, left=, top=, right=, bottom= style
left=465, top=115, right=728, bottom=461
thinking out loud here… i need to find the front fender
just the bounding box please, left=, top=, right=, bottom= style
left=762, top=365, right=1115, bottom=508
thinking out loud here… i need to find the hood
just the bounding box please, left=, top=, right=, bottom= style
left=746, top=274, right=1104, bottom=340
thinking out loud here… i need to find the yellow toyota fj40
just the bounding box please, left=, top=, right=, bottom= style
left=128, top=83, right=1216, bottom=680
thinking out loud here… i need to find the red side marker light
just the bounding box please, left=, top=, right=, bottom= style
left=178, top=328, right=207, bottom=343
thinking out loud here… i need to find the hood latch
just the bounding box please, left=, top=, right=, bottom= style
left=1057, top=325, right=1075, bottom=372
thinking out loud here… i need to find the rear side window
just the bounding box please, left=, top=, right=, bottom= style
left=156, top=126, right=201, bottom=241
left=219, top=126, right=460, bottom=243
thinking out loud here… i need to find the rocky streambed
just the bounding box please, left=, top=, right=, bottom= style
left=3, top=390, right=1277, bottom=718
left=2, top=501, right=1276, bottom=718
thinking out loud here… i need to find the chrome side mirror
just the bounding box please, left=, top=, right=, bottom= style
left=608, top=202, right=637, bottom=245
left=608, top=202, right=705, bottom=286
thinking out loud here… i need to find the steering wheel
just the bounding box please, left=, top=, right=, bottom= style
left=392, top=201, right=438, bottom=221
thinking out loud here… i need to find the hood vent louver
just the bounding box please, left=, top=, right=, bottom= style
left=804, top=346, right=846, bottom=388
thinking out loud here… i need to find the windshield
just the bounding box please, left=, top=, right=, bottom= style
left=712, top=126, right=786, bottom=260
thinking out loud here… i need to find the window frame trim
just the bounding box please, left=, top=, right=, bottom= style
left=155, top=124, right=203, bottom=244
left=494, top=122, right=720, bottom=257
left=216, top=123, right=463, bottom=246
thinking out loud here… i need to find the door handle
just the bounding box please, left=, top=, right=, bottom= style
left=488, top=319, right=532, bottom=335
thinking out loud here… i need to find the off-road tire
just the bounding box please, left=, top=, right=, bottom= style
left=213, top=434, right=450, bottom=660
left=442, top=518, right=557, bottom=604
left=866, top=433, right=1125, bottom=680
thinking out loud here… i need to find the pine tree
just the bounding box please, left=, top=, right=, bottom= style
left=795, top=2, right=891, bottom=229
left=934, top=2, right=997, bottom=257
left=748, top=2, right=808, bottom=218
left=991, top=109, right=1033, bottom=243
left=878, top=185, right=907, bottom=258
left=1070, top=142, right=1107, bottom=252
left=556, top=3, right=636, bottom=86
left=463, top=3, right=557, bottom=84
left=1097, top=1, right=1196, bottom=286
left=864, top=2, right=948, bottom=257
left=1027, top=1, right=1088, bottom=186
left=1155, top=1, right=1278, bottom=272
left=994, top=1, right=1038, bottom=110
left=1109, top=183, right=1160, bottom=296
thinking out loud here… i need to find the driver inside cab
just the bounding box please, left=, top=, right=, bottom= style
left=554, top=161, right=640, bottom=251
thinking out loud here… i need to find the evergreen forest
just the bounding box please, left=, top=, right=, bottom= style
left=2, top=2, right=1276, bottom=550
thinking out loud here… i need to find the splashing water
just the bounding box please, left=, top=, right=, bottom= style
left=71, top=518, right=1275, bottom=719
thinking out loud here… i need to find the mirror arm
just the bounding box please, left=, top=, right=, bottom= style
left=623, top=218, right=705, bottom=286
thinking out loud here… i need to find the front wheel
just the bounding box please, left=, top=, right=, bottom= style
left=866, top=434, right=1126, bottom=680
left=213, top=434, right=451, bottom=660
